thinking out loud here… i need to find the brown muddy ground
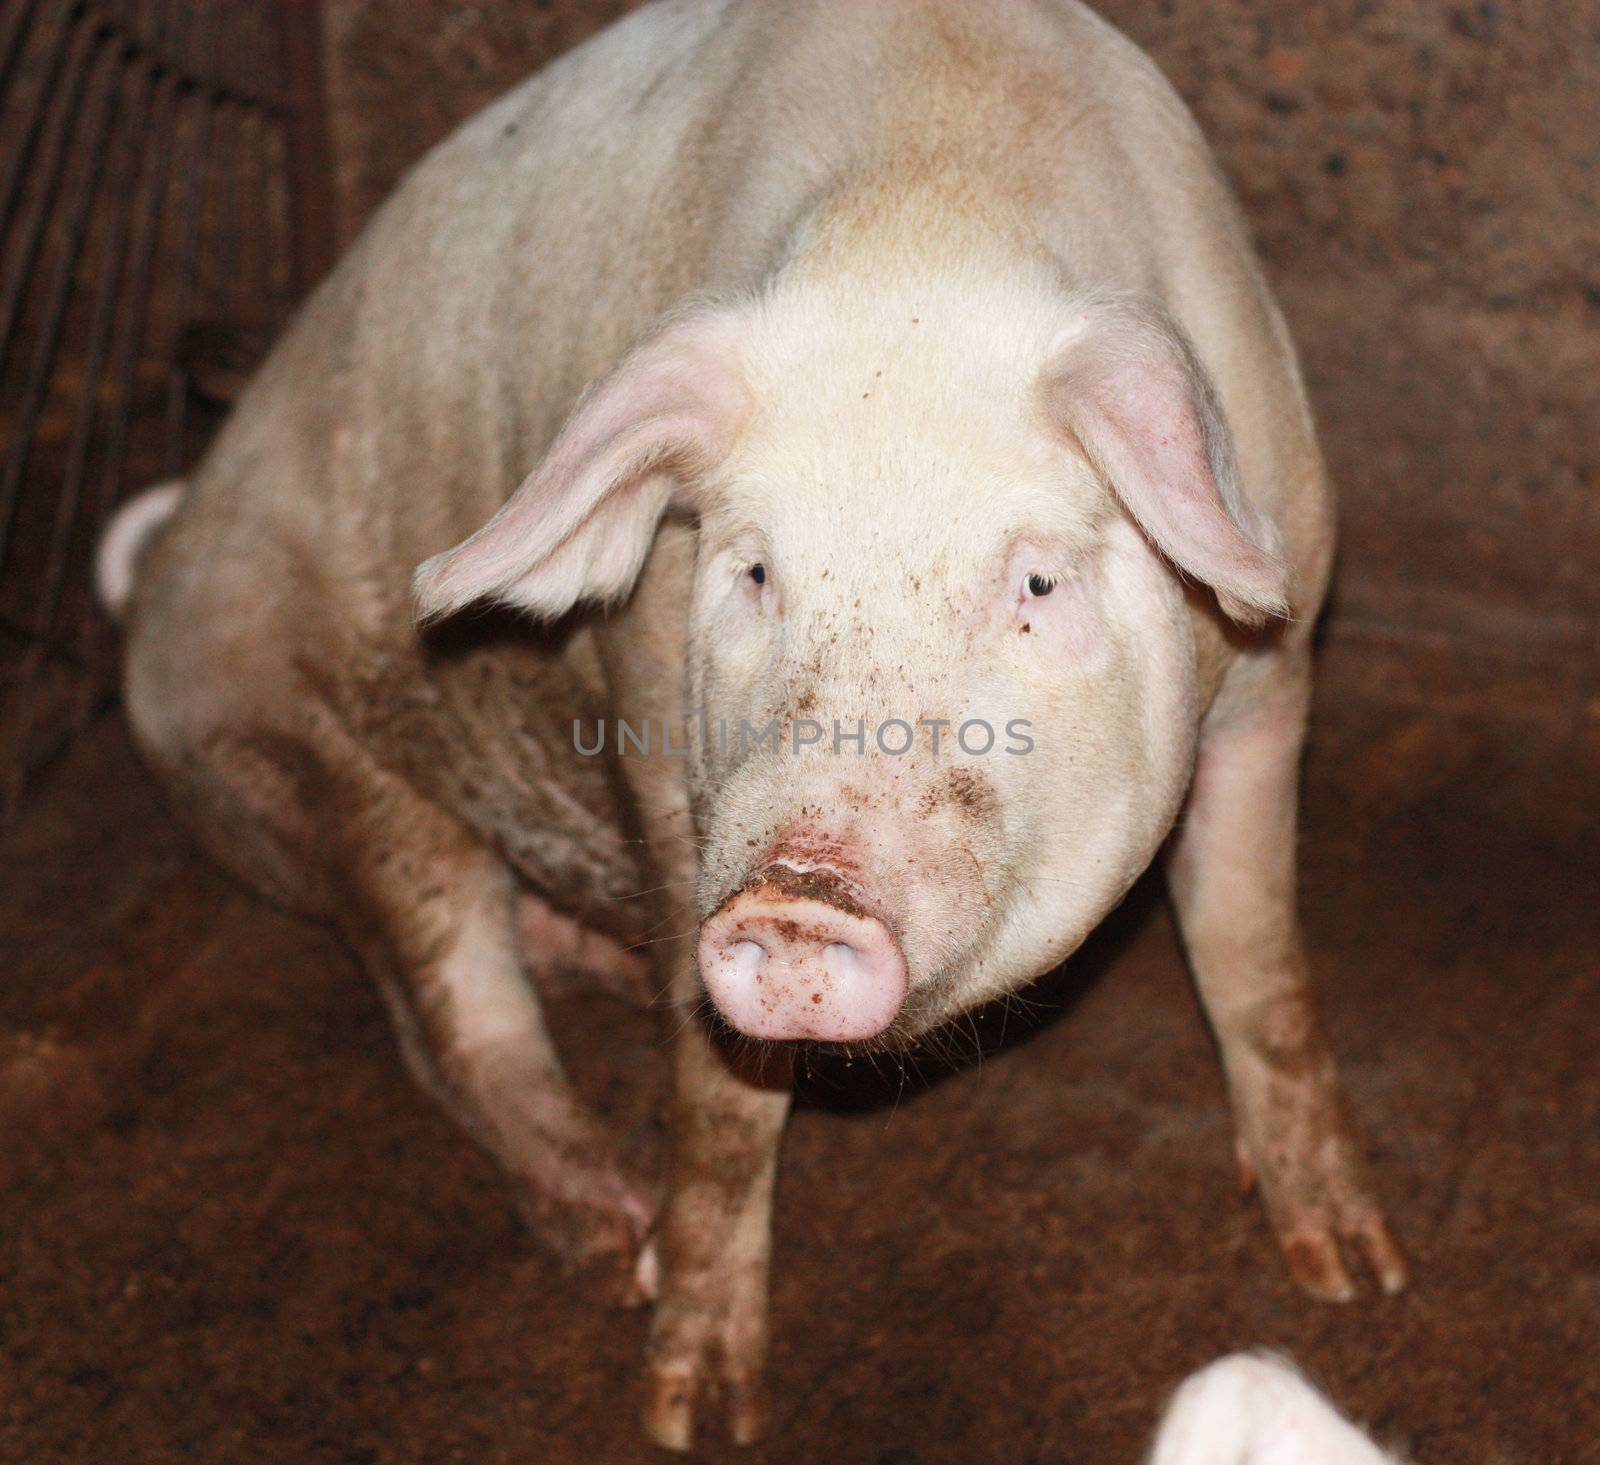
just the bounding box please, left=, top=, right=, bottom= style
left=1, top=646, right=1595, bottom=1464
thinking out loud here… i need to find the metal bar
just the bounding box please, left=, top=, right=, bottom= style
left=91, top=0, right=286, bottom=112
left=0, top=30, right=127, bottom=812
left=159, top=3, right=213, bottom=476
left=80, top=0, right=182, bottom=534
left=87, top=55, right=181, bottom=524
left=62, top=0, right=183, bottom=725
left=0, top=29, right=124, bottom=571
left=275, top=0, right=335, bottom=296
left=0, top=0, right=45, bottom=103
left=0, top=3, right=102, bottom=376
left=32, top=51, right=156, bottom=633
left=0, top=0, right=87, bottom=266
left=0, top=45, right=160, bottom=809
left=1, top=1, right=325, bottom=818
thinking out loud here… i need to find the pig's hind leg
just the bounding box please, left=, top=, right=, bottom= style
left=134, top=683, right=654, bottom=1287
left=516, top=892, right=655, bottom=1006
left=333, top=767, right=657, bottom=1287
left=1163, top=660, right=1407, bottom=1301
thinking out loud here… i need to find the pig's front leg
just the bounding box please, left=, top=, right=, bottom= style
left=1164, top=666, right=1407, bottom=1300
left=644, top=957, right=793, bottom=1451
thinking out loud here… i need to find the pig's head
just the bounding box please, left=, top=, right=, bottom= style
left=415, top=256, right=1289, bottom=1048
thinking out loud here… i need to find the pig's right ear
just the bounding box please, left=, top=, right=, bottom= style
left=413, top=308, right=750, bottom=622
left=1040, top=296, right=1291, bottom=627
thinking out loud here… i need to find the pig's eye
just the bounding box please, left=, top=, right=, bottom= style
left=749, top=563, right=767, bottom=586
left=1025, top=573, right=1057, bottom=598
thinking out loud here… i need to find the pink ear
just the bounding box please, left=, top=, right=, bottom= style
left=414, top=308, right=750, bottom=621
left=1043, top=299, right=1290, bottom=626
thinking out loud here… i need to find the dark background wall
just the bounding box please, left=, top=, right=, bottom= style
left=321, top=0, right=1599, bottom=735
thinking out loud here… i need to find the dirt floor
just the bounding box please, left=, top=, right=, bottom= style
left=1, top=639, right=1595, bottom=1463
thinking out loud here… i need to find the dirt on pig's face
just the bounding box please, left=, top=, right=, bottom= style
left=413, top=214, right=1285, bottom=1050
left=682, top=276, right=1204, bottom=1043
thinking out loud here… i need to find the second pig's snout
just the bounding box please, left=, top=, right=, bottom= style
left=698, top=863, right=907, bottom=1042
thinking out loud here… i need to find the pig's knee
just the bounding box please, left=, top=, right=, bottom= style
left=518, top=891, right=654, bottom=1004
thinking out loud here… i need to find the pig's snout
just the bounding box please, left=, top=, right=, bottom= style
left=698, top=867, right=907, bottom=1042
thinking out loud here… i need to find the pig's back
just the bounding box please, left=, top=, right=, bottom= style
left=142, top=0, right=1317, bottom=641
left=139, top=0, right=748, bottom=635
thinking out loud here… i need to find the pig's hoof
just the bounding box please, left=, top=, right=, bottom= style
left=1279, top=1213, right=1409, bottom=1302
left=1246, top=1137, right=1409, bottom=1300
left=631, top=1235, right=661, bottom=1304
left=1234, top=1081, right=1410, bottom=1301
left=513, top=1159, right=658, bottom=1306
left=643, top=1360, right=771, bottom=1452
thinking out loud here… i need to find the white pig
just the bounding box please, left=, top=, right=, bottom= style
left=1150, top=1354, right=1407, bottom=1465
left=104, top=0, right=1406, bottom=1448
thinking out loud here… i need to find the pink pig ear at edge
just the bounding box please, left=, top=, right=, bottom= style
left=412, top=306, right=751, bottom=624
left=1041, top=297, right=1292, bottom=627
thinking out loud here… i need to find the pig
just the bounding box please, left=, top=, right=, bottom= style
left=1150, top=1354, right=1407, bottom=1465
left=103, top=0, right=1407, bottom=1448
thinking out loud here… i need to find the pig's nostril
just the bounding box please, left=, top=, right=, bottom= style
left=698, top=886, right=909, bottom=1042
left=822, top=941, right=859, bottom=975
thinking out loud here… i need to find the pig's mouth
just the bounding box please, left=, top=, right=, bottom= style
left=696, top=861, right=913, bottom=1045
left=725, top=860, right=874, bottom=920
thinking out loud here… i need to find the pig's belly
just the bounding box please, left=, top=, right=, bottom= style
left=357, top=629, right=654, bottom=947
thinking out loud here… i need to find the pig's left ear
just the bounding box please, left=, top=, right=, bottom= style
left=413, top=306, right=751, bottom=622
left=1040, top=298, right=1291, bottom=626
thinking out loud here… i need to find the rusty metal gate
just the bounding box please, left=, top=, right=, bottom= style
left=0, top=0, right=333, bottom=819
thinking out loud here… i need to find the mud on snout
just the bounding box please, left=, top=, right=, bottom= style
left=693, top=764, right=1013, bottom=1051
